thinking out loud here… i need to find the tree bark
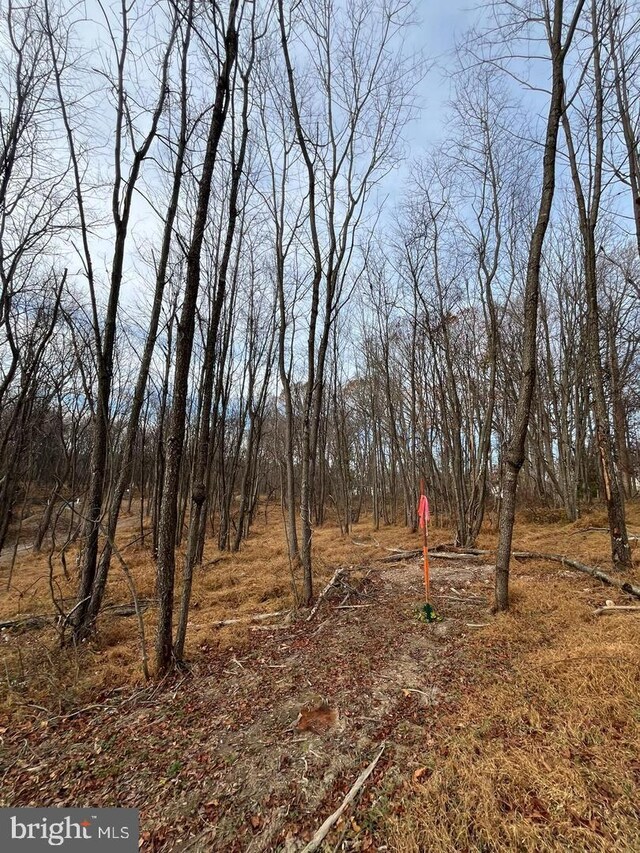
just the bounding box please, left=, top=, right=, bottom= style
left=495, top=0, right=585, bottom=610
left=155, top=0, right=240, bottom=675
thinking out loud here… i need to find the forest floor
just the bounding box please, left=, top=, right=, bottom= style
left=0, top=504, right=639, bottom=851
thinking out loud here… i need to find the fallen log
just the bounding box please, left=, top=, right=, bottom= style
left=301, top=743, right=386, bottom=853
left=307, top=567, right=347, bottom=621
left=380, top=549, right=421, bottom=562
left=0, top=599, right=155, bottom=632
left=432, top=544, right=488, bottom=555
left=569, top=527, right=608, bottom=535
left=0, top=614, right=51, bottom=631
left=102, top=599, right=154, bottom=617
left=381, top=547, right=493, bottom=563
left=378, top=544, right=640, bottom=601
left=410, top=545, right=640, bottom=599
left=511, top=551, right=640, bottom=600
left=429, top=552, right=486, bottom=561
left=570, top=527, right=640, bottom=540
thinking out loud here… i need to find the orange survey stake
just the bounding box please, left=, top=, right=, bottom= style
left=417, top=486, right=430, bottom=604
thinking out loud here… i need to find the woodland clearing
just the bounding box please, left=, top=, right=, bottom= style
left=1, top=503, right=639, bottom=852
left=2, top=0, right=640, bottom=849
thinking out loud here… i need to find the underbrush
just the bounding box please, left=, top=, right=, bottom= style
left=1, top=501, right=639, bottom=850
left=1, top=500, right=639, bottom=726
left=0, top=509, right=422, bottom=713
left=387, top=572, right=640, bottom=852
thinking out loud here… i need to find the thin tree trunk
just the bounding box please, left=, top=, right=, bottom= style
left=495, top=0, right=585, bottom=610
left=155, top=1, right=240, bottom=674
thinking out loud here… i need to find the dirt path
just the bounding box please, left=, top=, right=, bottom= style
left=1, top=557, right=494, bottom=851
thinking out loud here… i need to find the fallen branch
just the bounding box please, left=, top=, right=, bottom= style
left=569, top=527, right=608, bottom=535
left=102, top=599, right=155, bottom=617
left=593, top=605, right=640, bottom=616
left=380, top=548, right=489, bottom=563
left=0, top=599, right=155, bottom=633
left=379, top=543, right=640, bottom=601
left=107, top=539, right=150, bottom=680
left=306, top=567, right=346, bottom=621
left=301, top=743, right=386, bottom=853
left=570, top=527, right=640, bottom=540
left=511, top=551, right=640, bottom=600
left=450, top=587, right=484, bottom=599
left=430, top=552, right=487, bottom=561
left=403, top=687, right=434, bottom=699
left=211, top=609, right=290, bottom=628
left=120, top=533, right=148, bottom=552
left=0, top=614, right=51, bottom=631
left=379, top=549, right=421, bottom=562
left=432, top=544, right=487, bottom=555
left=414, top=545, right=640, bottom=601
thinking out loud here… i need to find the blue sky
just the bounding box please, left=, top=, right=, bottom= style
left=409, top=0, right=475, bottom=146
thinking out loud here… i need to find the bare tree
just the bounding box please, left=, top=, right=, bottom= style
left=155, top=0, right=243, bottom=674
left=75, top=0, right=194, bottom=639
left=58, top=0, right=178, bottom=639
left=491, top=0, right=586, bottom=610
left=560, top=0, right=632, bottom=569
left=277, top=0, right=417, bottom=603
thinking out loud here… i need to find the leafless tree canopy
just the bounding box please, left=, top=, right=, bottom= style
left=1, top=0, right=639, bottom=668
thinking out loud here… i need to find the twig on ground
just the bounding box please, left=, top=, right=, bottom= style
left=593, top=605, right=640, bottom=616
left=306, top=567, right=346, bottom=621
left=301, top=743, right=386, bottom=853
left=450, top=587, right=484, bottom=599
left=403, top=687, right=433, bottom=699
left=210, top=609, right=290, bottom=628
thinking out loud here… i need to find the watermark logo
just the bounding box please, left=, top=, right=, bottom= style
left=0, top=809, right=138, bottom=851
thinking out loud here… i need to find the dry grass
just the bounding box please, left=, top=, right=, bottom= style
left=1, top=499, right=640, bottom=850
left=0, top=504, right=424, bottom=712
left=2, top=500, right=639, bottom=715
left=387, top=507, right=640, bottom=853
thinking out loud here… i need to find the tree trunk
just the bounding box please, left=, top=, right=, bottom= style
left=155, top=1, right=240, bottom=675
left=495, top=0, right=584, bottom=610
